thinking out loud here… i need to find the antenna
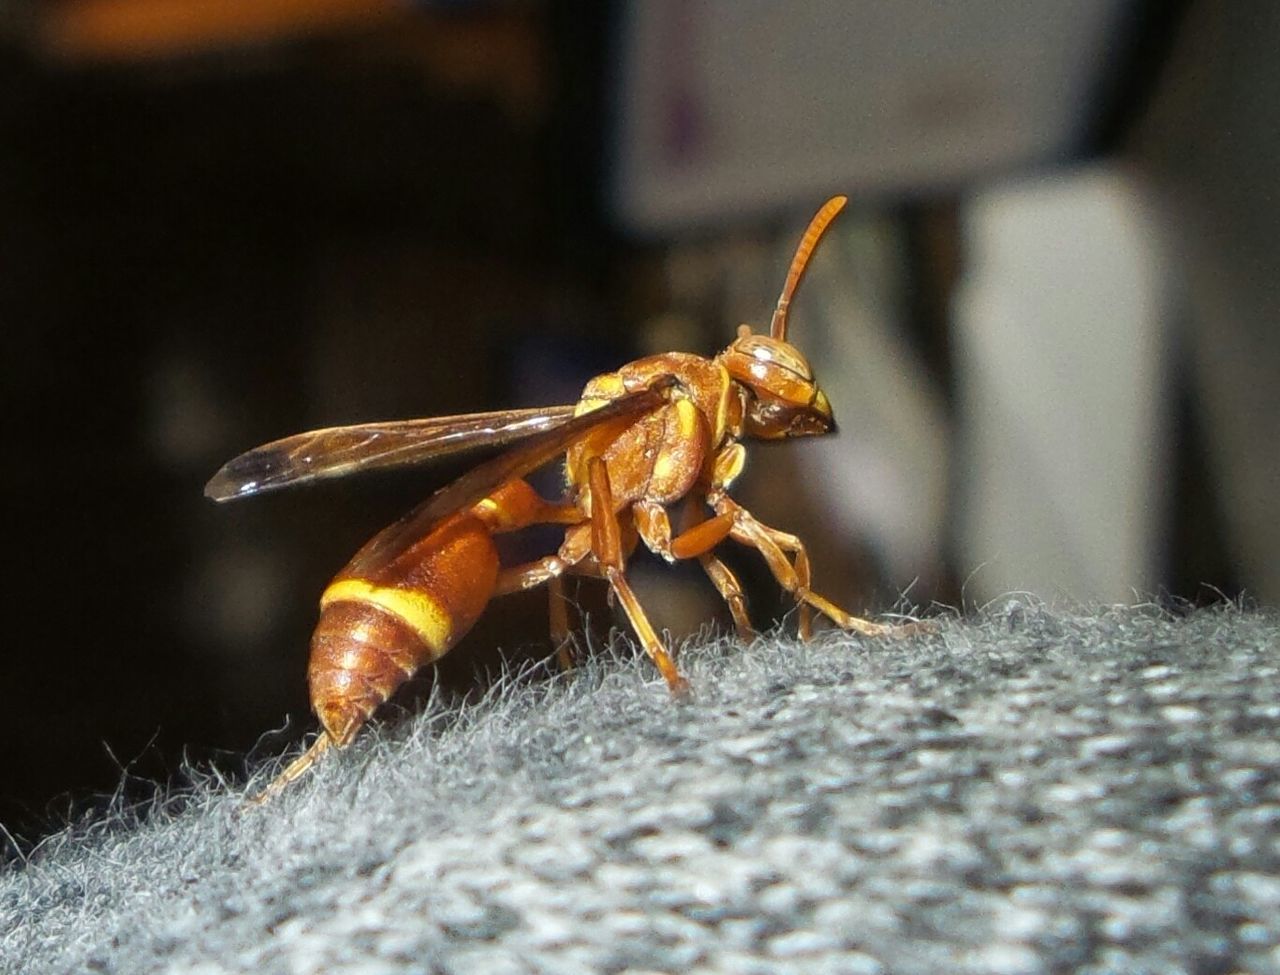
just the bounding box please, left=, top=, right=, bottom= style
left=769, top=195, right=848, bottom=342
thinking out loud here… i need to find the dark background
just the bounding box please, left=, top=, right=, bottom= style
left=3, top=0, right=1275, bottom=849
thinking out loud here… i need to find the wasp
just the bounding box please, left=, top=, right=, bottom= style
left=207, top=196, right=924, bottom=799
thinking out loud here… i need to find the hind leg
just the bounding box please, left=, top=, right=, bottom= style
left=493, top=550, right=588, bottom=671
left=250, top=732, right=333, bottom=804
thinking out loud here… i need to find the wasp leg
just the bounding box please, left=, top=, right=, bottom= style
left=494, top=556, right=576, bottom=668
left=634, top=499, right=737, bottom=561
left=704, top=444, right=814, bottom=636
left=494, top=554, right=573, bottom=593
left=698, top=553, right=755, bottom=640
left=670, top=512, right=738, bottom=560
left=587, top=459, right=689, bottom=694
left=742, top=512, right=813, bottom=638
left=548, top=576, right=575, bottom=670
left=633, top=499, right=753, bottom=639
left=494, top=533, right=592, bottom=671
left=250, top=731, right=333, bottom=805
left=698, top=493, right=813, bottom=638
left=710, top=496, right=928, bottom=639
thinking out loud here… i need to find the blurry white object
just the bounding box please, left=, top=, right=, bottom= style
left=954, top=167, right=1172, bottom=602
left=801, top=214, right=951, bottom=593
left=613, top=0, right=1129, bottom=232
left=1134, top=0, right=1280, bottom=604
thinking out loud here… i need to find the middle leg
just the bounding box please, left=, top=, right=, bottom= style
left=587, top=459, right=688, bottom=693
left=633, top=497, right=754, bottom=639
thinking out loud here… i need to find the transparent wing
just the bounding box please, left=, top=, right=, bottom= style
left=348, top=376, right=676, bottom=575
left=204, top=405, right=579, bottom=501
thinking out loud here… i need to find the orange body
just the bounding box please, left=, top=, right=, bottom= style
left=308, top=477, right=547, bottom=746
left=206, top=195, right=928, bottom=800
left=305, top=349, right=737, bottom=746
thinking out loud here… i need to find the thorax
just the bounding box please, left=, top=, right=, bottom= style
left=564, top=352, right=743, bottom=505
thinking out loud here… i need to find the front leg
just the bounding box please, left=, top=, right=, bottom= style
left=709, top=493, right=929, bottom=639
left=704, top=442, right=808, bottom=637
left=633, top=498, right=753, bottom=638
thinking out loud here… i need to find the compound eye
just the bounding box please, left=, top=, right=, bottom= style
left=739, top=336, right=813, bottom=381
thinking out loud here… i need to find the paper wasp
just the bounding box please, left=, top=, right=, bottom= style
left=206, top=196, right=924, bottom=799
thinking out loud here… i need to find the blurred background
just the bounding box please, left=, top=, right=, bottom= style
left=3, top=0, right=1275, bottom=846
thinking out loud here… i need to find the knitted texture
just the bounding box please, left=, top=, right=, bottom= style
left=3, top=605, right=1279, bottom=974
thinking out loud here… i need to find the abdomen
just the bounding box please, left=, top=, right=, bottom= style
left=307, top=512, right=500, bottom=745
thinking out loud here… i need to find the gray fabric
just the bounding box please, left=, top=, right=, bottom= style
left=3, top=605, right=1279, bottom=974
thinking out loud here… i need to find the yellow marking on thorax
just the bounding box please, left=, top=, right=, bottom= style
left=321, top=578, right=452, bottom=655
left=575, top=373, right=627, bottom=416
left=713, top=441, right=746, bottom=490
left=651, top=399, right=701, bottom=485
left=674, top=397, right=699, bottom=438
left=712, top=362, right=731, bottom=444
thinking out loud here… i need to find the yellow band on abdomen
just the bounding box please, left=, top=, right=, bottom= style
left=321, top=578, right=453, bottom=654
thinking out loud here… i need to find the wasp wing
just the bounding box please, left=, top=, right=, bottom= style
left=348, top=376, right=676, bottom=575
left=205, top=405, right=580, bottom=502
